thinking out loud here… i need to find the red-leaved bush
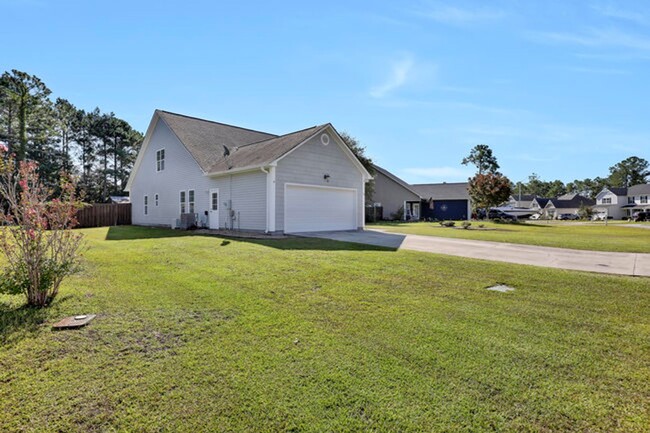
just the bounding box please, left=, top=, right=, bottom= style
left=0, top=147, right=84, bottom=307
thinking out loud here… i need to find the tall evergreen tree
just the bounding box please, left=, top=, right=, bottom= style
left=0, top=70, right=53, bottom=162
left=608, top=156, right=649, bottom=187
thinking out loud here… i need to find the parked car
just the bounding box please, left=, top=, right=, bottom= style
left=557, top=213, right=579, bottom=220
left=633, top=211, right=650, bottom=222
left=488, top=210, right=517, bottom=220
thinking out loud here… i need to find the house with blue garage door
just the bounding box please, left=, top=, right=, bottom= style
left=125, top=110, right=372, bottom=233
left=369, top=165, right=471, bottom=221
left=411, top=182, right=472, bottom=221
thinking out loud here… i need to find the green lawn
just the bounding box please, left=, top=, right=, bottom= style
left=371, top=221, right=650, bottom=253
left=1, top=226, right=649, bottom=432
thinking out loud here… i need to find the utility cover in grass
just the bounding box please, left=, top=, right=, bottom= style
left=486, top=285, right=515, bottom=293
left=52, top=314, right=96, bottom=330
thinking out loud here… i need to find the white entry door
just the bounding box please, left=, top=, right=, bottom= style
left=412, top=203, right=420, bottom=220
left=284, top=184, right=357, bottom=233
left=209, top=188, right=219, bottom=229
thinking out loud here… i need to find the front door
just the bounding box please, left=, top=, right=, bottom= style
left=209, top=188, right=219, bottom=229
left=412, top=203, right=420, bottom=220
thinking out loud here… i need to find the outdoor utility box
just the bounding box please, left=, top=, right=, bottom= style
left=179, top=213, right=197, bottom=230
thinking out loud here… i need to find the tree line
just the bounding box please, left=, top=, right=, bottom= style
left=461, top=145, right=650, bottom=215
left=515, top=156, right=649, bottom=199
left=0, top=69, right=143, bottom=202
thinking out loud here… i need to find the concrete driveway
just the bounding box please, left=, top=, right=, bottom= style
left=297, top=230, right=650, bottom=277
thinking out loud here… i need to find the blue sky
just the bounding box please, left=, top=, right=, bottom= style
left=2, top=0, right=649, bottom=184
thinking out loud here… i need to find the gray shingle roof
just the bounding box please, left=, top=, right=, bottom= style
left=628, top=183, right=650, bottom=196
left=548, top=195, right=595, bottom=208
left=607, top=187, right=628, bottom=196
left=411, top=182, right=470, bottom=200
left=159, top=110, right=328, bottom=175
left=372, top=164, right=422, bottom=198
left=205, top=124, right=328, bottom=174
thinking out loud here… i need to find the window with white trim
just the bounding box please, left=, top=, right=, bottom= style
left=189, top=190, right=195, bottom=213
left=629, top=196, right=635, bottom=204
left=180, top=191, right=186, bottom=213
left=602, top=197, right=611, bottom=204
left=642, top=196, right=648, bottom=204
left=211, top=191, right=219, bottom=211
left=156, top=149, right=165, bottom=172
left=155, top=194, right=159, bottom=206
left=144, top=195, right=148, bottom=215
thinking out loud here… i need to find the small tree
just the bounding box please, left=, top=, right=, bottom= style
left=339, top=131, right=375, bottom=204
left=0, top=145, right=84, bottom=307
left=468, top=173, right=512, bottom=218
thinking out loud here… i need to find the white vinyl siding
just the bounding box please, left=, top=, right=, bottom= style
left=275, top=131, right=365, bottom=232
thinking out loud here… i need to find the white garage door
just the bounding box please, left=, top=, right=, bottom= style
left=285, top=184, right=357, bottom=233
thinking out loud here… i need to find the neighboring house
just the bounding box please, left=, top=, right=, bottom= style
left=543, top=194, right=595, bottom=219
left=530, top=197, right=550, bottom=214
left=125, top=110, right=372, bottom=233
left=508, top=194, right=537, bottom=208
left=593, top=187, right=628, bottom=219
left=620, top=184, right=650, bottom=218
left=411, top=182, right=471, bottom=221
left=370, top=164, right=421, bottom=220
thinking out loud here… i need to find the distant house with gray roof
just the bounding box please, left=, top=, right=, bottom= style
left=126, top=110, right=372, bottom=233
left=593, top=184, right=650, bottom=219
left=411, top=182, right=471, bottom=221
left=543, top=194, right=595, bottom=219
left=370, top=165, right=421, bottom=220
left=369, top=166, right=471, bottom=221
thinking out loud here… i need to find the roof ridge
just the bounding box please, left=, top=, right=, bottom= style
left=234, top=124, right=326, bottom=149
left=159, top=110, right=278, bottom=138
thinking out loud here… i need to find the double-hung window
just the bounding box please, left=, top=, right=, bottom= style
left=156, top=149, right=165, bottom=172
left=144, top=195, right=149, bottom=215
left=180, top=191, right=186, bottom=213
left=188, top=190, right=195, bottom=213
left=642, top=196, right=648, bottom=204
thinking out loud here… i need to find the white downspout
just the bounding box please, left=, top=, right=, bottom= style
left=261, top=165, right=276, bottom=233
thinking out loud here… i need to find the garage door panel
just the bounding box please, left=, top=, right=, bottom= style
left=285, top=185, right=356, bottom=233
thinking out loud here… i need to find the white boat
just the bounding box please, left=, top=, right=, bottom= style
left=492, top=206, right=535, bottom=217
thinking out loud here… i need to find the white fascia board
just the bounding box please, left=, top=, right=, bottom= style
left=204, top=163, right=276, bottom=178
left=125, top=110, right=161, bottom=192
left=272, top=124, right=373, bottom=181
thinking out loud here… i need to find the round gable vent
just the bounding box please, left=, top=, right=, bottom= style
left=320, top=133, right=330, bottom=145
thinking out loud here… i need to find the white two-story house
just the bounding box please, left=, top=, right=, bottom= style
left=593, top=184, right=650, bottom=219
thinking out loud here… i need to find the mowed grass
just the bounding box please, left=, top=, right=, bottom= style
left=371, top=221, right=650, bottom=253
left=0, top=226, right=648, bottom=432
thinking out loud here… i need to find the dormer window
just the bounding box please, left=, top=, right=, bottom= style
left=156, top=149, right=165, bottom=172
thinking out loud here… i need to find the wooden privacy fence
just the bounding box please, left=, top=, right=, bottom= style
left=76, top=203, right=131, bottom=228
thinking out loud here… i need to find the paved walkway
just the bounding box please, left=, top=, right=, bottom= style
left=298, top=230, right=650, bottom=277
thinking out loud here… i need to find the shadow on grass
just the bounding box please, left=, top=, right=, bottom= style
left=105, top=225, right=197, bottom=241
left=105, top=226, right=398, bottom=251
left=0, top=295, right=72, bottom=346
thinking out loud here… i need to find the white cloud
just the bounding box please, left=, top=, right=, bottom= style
left=369, top=55, right=415, bottom=98
left=592, top=5, right=650, bottom=26
left=532, top=28, right=650, bottom=51
left=562, top=65, right=628, bottom=75
left=402, top=166, right=473, bottom=181
left=414, top=4, right=505, bottom=25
